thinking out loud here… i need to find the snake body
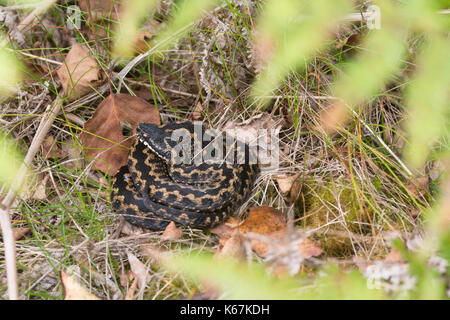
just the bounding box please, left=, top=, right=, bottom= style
left=111, top=121, right=259, bottom=230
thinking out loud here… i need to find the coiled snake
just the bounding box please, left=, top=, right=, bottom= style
left=110, top=121, right=259, bottom=230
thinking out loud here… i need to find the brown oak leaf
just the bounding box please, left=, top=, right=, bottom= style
left=56, top=44, right=104, bottom=100
left=160, top=221, right=183, bottom=242
left=238, top=206, right=287, bottom=257
left=79, top=93, right=160, bottom=175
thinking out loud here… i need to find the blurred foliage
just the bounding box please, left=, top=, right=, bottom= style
left=251, top=0, right=449, bottom=169
left=0, top=133, right=25, bottom=192
left=113, top=0, right=220, bottom=58
left=163, top=253, right=387, bottom=299
left=0, top=41, right=21, bottom=96
left=250, top=0, right=352, bottom=102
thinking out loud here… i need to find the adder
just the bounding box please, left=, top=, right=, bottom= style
left=110, top=121, right=259, bottom=230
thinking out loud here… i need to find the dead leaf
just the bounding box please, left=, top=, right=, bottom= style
left=134, top=86, right=154, bottom=101
left=298, top=238, right=323, bottom=258
left=79, top=93, right=160, bottom=175
left=119, top=268, right=130, bottom=288
left=56, top=44, right=104, bottom=101
left=214, top=231, right=245, bottom=259
left=238, top=206, right=287, bottom=257
left=275, top=173, right=303, bottom=203
left=127, top=251, right=150, bottom=295
left=275, top=174, right=299, bottom=194
left=160, top=221, right=183, bottom=242
left=340, top=32, right=363, bottom=57
left=13, top=227, right=30, bottom=240
left=61, top=271, right=101, bottom=300
left=124, top=275, right=138, bottom=300
left=209, top=216, right=240, bottom=238
left=41, top=136, right=67, bottom=159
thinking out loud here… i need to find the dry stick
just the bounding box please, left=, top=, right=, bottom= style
left=0, top=95, right=64, bottom=299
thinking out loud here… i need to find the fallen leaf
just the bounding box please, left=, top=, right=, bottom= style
left=287, top=175, right=303, bottom=203
left=56, top=44, right=104, bottom=101
left=127, top=251, right=150, bottom=298
left=124, top=276, right=138, bottom=300
left=61, top=271, right=101, bottom=300
left=79, top=93, right=160, bottom=175
left=275, top=174, right=300, bottom=194
left=119, top=268, right=130, bottom=288
left=264, top=233, right=322, bottom=276
left=134, top=86, right=154, bottom=101
left=13, top=227, right=30, bottom=240
left=214, top=231, right=245, bottom=259
left=40, top=136, right=67, bottom=159
left=209, top=216, right=240, bottom=239
left=238, top=206, right=287, bottom=257
left=298, top=238, right=323, bottom=258
left=275, top=173, right=303, bottom=203
left=160, top=221, right=183, bottom=242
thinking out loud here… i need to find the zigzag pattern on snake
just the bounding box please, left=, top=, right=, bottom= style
left=110, top=121, right=259, bottom=230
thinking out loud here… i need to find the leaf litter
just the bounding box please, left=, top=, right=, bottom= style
left=79, top=93, right=160, bottom=175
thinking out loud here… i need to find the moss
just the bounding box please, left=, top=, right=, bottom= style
left=296, top=177, right=374, bottom=257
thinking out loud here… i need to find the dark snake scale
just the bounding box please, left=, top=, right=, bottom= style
left=110, top=121, right=259, bottom=230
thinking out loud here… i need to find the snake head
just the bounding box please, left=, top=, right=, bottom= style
left=137, top=122, right=199, bottom=162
